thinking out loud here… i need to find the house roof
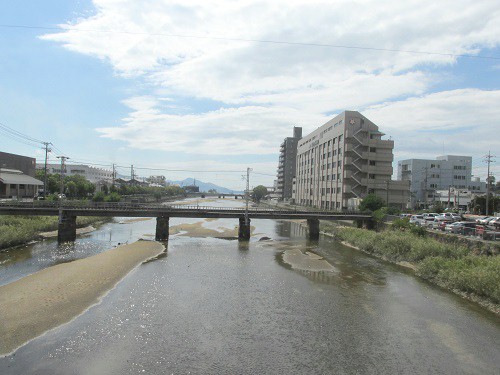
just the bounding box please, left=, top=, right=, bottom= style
left=0, top=169, right=43, bottom=186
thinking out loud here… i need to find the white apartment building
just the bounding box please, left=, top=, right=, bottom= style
left=294, top=111, right=409, bottom=210
left=397, top=155, right=486, bottom=207
left=37, top=163, right=114, bottom=184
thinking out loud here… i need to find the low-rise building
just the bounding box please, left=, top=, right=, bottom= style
left=397, top=155, right=486, bottom=208
left=37, top=163, right=113, bottom=184
left=0, top=151, right=37, bottom=176
left=0, top=168, right=43, bottom=199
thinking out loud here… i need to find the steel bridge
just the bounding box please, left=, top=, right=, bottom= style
left=0, top=201, right=373, bottom=242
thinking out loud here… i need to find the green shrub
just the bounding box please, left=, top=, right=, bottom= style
left=418, top=256, right=500, bottom=303
left=104, top=192, right=121, bottom=202
left=92, top=192, right=106, bottom=202
left=391, top=217, right=410, bottom=230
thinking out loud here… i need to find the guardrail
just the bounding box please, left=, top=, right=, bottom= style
left=0, top=201, right=370, bottom=217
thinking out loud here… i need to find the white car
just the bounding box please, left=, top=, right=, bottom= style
left=437, top=213, right=460, bottom=222
left=410, top=215, right=426, bottom=226
left=477, top=216, right=496, bottom=225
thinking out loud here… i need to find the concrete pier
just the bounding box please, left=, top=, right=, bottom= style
left=307, top=218, right=320, bottom=240
left=155, top=216, right=170, bottom=241
left=58, top=211, right=77, bottom=243
left=238, top=217, right=251, bottom=241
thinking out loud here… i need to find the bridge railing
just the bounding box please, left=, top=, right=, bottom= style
left=0, top=200, right=371, bottom=216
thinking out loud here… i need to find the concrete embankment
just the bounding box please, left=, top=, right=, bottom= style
left=0, top=240, right=165, bottom=356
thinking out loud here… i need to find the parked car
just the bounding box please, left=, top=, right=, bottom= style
left=475, top=216, right=489, bottom=224
left=399, top=213, right=412, bottom=219
left=431, top=217, right=449, bottom=231
left=437, top=213, right=460, bottom=222
left=478, top=216, right=496, bottom=226
left=444, top=221, right=477, bottom=235
left=486, top=217, right=500, bottom=230
left=422, top=213, right=438, bottom=219
left=410, top=215, right=426, bottom=226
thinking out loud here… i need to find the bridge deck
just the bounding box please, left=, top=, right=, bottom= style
left=0, top=202, right=372, bottom=221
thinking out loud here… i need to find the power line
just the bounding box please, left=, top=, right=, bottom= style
left=0, top=122, right=45, bottom=144
left=1, top=23, right=500, bottom=61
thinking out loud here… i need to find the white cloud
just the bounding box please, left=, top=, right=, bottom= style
left=363, top=89, right=500, bottom=179
left=97, top=99, right=327, bottom=154
left=41, top=0, right=500, bottom=173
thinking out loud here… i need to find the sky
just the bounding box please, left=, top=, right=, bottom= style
left=1, top=0, right=499, bottom=190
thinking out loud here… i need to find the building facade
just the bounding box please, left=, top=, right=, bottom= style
left=276, top=127, right=302, bottom=200
left=294, top=111, right=408, bottom=210
left=37, top=163, right=114, bottom=184
left=397, top=155, right=486, bottom=207
left=0, top=151, right=36, bottom=176
left=0, top=152, right=42, bottom=199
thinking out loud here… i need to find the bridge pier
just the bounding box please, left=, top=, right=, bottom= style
left=307, top=218, right=320, bottom=240
left=155, top=216, right=170, bottom=241
left=238, top=217, right=251, bottom=241
left=58, top=211, right=77, bottom=243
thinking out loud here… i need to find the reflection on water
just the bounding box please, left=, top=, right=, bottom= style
left=0, top=199, right=499, bottom=374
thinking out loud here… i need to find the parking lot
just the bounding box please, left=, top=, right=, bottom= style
left=404, top=213, right=500, bottom=241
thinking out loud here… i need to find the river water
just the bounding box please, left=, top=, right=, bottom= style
left=0, top=198, right=499, bottom=374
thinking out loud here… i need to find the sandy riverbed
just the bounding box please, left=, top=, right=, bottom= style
left=0, top=241, right=165, bottom=356
left=282, top=248, right=336, bottom=272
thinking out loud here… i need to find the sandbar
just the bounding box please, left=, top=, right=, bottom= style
left=282, top=249, right=335, bottom=272
left=0, top=240, right=164, bottom=356
left=169, top=221, right=254, bottom=238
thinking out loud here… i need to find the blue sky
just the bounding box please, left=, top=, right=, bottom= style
left=1, top=0, right=499, bottom=190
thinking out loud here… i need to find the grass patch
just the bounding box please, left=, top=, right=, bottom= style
left=331, top=226, right=499, bottom=305
left=0, top=215, right=111, bottom=250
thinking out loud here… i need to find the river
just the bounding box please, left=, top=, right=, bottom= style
left=0, top=198, right=499, bottom=374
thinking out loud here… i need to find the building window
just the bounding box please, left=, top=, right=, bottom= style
left=369, top=147, right=376, bottom=152
left=369, top=160, right=376, bottom=166
left=369, top=174, right=375, bottom=179
left=368, top=188, right=375, bottom=194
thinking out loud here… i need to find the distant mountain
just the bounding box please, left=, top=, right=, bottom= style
left=167, top=178, right=243, bottom=194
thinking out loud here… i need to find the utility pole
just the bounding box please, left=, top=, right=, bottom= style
left=484, top=151, right=495, bottom=215
left=56, top=156, right=69, bottom=195
left=112, top=163, right=116, bottom=185
left=42, top=142, right=52, bottom=198
left=131, top=165, right=134, bottom=180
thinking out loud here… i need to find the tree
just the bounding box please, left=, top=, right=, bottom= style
left=65, top=181, right=77, bottom=198
left=487, top=175, right=496, bottom=192
left=359, top=193, right=385, bottom=212
left=92, top=192, right=106, bottom=202
left=252, top=185, right=268, bottom=202
left=104, top=192, right=121, bottom=202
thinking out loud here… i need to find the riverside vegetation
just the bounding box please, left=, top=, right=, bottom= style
left=0, top=215, right=111, bottom=250
left=321, top=219, right=500, bottom=308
